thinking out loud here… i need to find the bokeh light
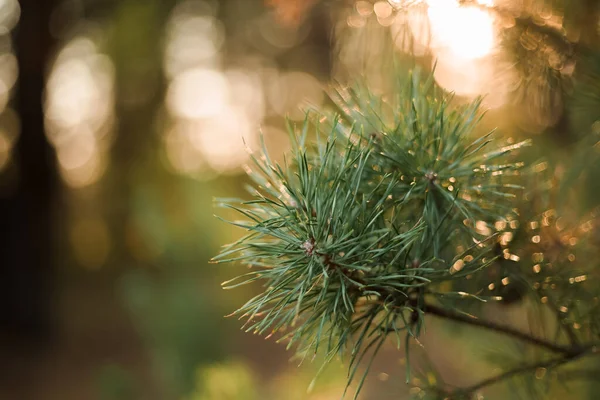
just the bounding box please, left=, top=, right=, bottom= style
left=163, top=0, right=323, bottom=177
left=167, top=68, right=230, bottom=120
left=0, top=129, right=10, bottom=170
left=0, top=0, right=19, bottom=34
left=266, top=70, right=324, bottom=120
left=164, top=6, right=224, bottom=78
left=45, top=35, right=115, bottom=188
left=347, top=0, right=503, bottom=104
left=163, top=1, right=260, bottom=176
left=426, top=0, right=495, bottom=60
left=0, top=52, right=16, bottom=110
left=388, top=0, right=507, bottom=106
left=421, top=0, right=499, bottom=101
left=0, top=5, right=19, bottom=173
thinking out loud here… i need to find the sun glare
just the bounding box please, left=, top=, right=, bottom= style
left=389, top=0, right=504, bottom=105
left=426, top=0, right=495, bottom=60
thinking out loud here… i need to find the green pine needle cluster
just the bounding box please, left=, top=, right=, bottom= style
left=214, top=68, right=531, bottom=398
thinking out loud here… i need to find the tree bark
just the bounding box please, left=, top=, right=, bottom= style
left=0, top=0, right=58, bottom=341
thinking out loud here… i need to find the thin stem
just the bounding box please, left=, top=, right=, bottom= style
left=554, top=368, right=600, bottom=382
left=423, top=303, right=575, bottom=355
left=451, top=345, right=598, bottom=398
left=544, top=295, right=580, bottom=346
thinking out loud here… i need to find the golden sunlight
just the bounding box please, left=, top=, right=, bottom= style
left=395, top=0, right=507, bottom=106
left=426, top=0, right=495, bottom=60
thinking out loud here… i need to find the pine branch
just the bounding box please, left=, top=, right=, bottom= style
left=422, top=303, right=575, bottom=355
left=450, top=344, right=599, bottom=399
left=215, top=64, right=600, bottom=399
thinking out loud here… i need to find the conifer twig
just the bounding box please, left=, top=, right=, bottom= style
left=215, top=64, right=597, bottom=399
left=422, top=303, right=575, bottom=355
left=450, top=344, right=599, bottom=398
left=384, top=298, right=576, bottom=355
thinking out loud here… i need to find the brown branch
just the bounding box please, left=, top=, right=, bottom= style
left=423, top=303, right=576, bottom=355
left=401, top=301, right=600, bottom=398
left=450, top=344, right=598, bottom=398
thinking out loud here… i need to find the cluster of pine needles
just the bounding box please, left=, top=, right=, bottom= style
left=213, top=68, right=600, bottom=399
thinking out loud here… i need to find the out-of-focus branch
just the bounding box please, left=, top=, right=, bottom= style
left=450, top=344, right=599, bottom=398
left=422, top=303, right=575, bottom=355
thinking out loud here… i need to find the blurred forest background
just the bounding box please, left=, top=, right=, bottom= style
left=1, top=0, right=600, bottom=399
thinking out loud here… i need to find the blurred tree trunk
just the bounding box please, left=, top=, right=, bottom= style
left=106, top=1, right=170, bottom=265
left=103, top=4, right=171, bottom=398
left=0, top=0, right=58, bottom=340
